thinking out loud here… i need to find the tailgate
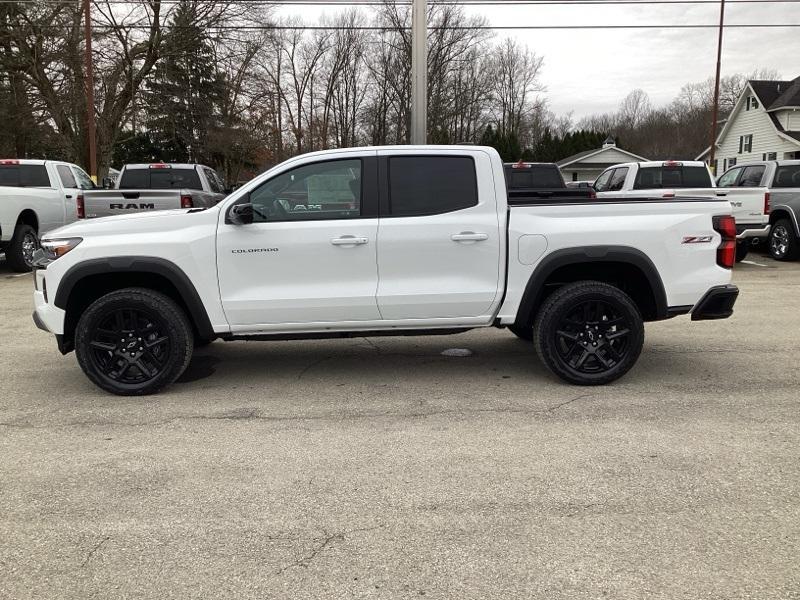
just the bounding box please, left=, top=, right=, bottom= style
left=83, top=190, right=184, bottom=218
left=714, top=187, right=769, bottom=225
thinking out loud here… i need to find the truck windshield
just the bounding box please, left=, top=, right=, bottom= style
left=773, top=165, right=800, bottom=188
left=120, top=168, right=203, bottom=190
left=505, top=165, right=564, bottom=189
left=0, top=165, right=51, bottom=187
left=633, top=166, right=712, bottom=189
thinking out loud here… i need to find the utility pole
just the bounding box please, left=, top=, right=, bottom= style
left=411, top=0, right=427, bottom=145
left=708, top=0, right=725, bottom=175
left=83, top=0, right=97, bottom=182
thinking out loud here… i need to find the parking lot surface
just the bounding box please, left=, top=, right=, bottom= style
left=1, top=255, right=799, bottom=599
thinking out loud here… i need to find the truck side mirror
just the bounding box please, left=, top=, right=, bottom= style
left=102, top=177, right=113, bottom=189
left=228, top=202, right=254, bottom=225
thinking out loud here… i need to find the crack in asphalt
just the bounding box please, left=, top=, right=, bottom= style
left=274, top=525, right=384, bottom=575
left=80, top=536, right=110, bottom=568
left=0, top=397, right=595, bottom=430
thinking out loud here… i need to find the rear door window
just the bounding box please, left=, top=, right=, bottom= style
left=593, top=170, right=613, bottom=192
left=57, top=165, right=77, bottom=188
left=0, top=165, right=51, bottom=187
left=717, top=167, right=742, bottom=188
left=387, top=156, right=478, bottom=217
left=72, top=167, right=95, bottom=190
left=739, top=165, right=766, bottom=187
left=633, top=165, right=712, bottom=189
left=773, top=165, right=800, bottom=188
left=608, top=167, right=629, bottom=192
left=203, top=167, right=224, bottom=193
left=119, top=169, right=149, bottom=189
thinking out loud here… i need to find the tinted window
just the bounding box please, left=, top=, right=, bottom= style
left=773, top=165, right=800, bottom=188
left=249, top=159, right=361, bottom=222
left=739, top=165, right=765, bottom=187
left=593, top=170, right=613, bottom=192
left=57, top=165, right=77, bottom=188
left=119, top=169, right=149, bottom=189
left=717, top=167, right=742, bottom=188
left=0, top=165, right=50, bottom=187
left=505, top=165, right=564, bottom=189
left=150, top=168, right=203, bottom=190
left=388, top=156, right=477, bottom=216
left=119, top=167, right=203, bottom=190
left=633, top=166, right=711, bottom=189
left=608, top=167, right=629, bottom=192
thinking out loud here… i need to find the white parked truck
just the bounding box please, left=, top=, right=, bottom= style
left=32, top=146, right=740, bottom=395
left=0, top=159, right=95, bottom=272
left=81, top=163, right=228, bottom=218
left=595, top=160, right=770, bottom=262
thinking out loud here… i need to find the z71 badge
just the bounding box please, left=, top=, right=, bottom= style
left=682, top=236, right=714, bottom=244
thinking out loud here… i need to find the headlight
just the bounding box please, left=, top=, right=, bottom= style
left=40, top=238, right=82, bottom=261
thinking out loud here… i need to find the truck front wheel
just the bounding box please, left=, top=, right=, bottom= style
left=75, top=288, right=194, bottom=396
left=533, top=281, right=644, bottom=386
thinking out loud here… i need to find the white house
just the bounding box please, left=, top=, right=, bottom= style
left=697, top=76, right=800, bottom=172
left=557, top=138, right=648, bottom=183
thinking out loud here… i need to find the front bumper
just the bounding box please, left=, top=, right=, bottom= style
left=736, top=224, right=770, bottom=240
left=691, top=284, right=739, bottom=321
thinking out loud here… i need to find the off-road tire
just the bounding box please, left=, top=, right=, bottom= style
left=75, top=288, right=194, bottom=395
left=508, top=323, right=534, bottom=341
left=533, top=281, right=644, bottom=386
left=768, top=219, right=800, bottom=261
left=6, top=223, right=38, bottom=272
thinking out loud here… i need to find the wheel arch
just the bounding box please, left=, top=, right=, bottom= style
left=54, top=257, right=215, bottom=353
left=769, top=206, right=800, bottom=236
left=16, top=209, right=39, bottom=232
left=514, top=246, right=668, bottom=328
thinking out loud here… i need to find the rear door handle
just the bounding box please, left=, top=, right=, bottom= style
left=451, top=232, right=489, bottom=242
left=65, top=194, right=73, bottom=199
left=331, top=235, right=368, bottom=246
left=716, top=192, right=728, bottom=197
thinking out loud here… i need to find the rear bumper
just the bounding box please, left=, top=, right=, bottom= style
left=736, top=224, right=770, bottom=240
left=691, top=284, right=739, bottom=321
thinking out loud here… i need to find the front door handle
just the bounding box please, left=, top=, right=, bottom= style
left=716, top=192, right=728, bottom=197
left=331, top=235, right=368, bottom=246
left=451, top=232, right=489, bottom=242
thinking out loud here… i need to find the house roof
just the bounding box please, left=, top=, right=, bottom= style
left=557, top=145, right=648, bottom=168
left=752, top=76, right=800, bottom=111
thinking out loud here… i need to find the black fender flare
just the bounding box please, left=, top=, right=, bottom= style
left=514, top=245, right=669, bottom=326
left=54, top=256, right=215, bottom=340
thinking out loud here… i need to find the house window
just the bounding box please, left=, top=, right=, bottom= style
left=762, top=152, right=777, bottom=161
left=738, top=135, right=753, bottom=154
left=746, top=96, right=760, bottom=111
left=572, top=172, right=578, bottom=182
left=728, top=157, right=737, bottom=168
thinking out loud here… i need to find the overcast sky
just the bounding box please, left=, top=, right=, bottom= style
left=275, top=1, right=799, bottom=119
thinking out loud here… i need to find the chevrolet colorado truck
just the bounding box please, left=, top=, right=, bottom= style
left=81, top=163, right=228, bottom=218
left=32, top=146, right=739, bottom=396
left=596, top=160, right=770, bottom=262
left=717, top=160, right=800, bottom=261
left=0, top=159, right=95, bottom=272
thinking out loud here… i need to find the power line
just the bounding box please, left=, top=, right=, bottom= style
left=2, top=0, right=800, bottom=4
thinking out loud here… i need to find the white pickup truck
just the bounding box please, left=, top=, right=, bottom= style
left=32, top=146, right=739, bottom=396
left=595, top=160, right=770, bottom=262
left=81, top=163, right=228, bottom=219
left=0, top=159, right=95, bottom=272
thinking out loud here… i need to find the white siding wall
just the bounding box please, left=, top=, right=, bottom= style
left=715, top=93, right=800, bottom=168
left=595, top=147, right=644, bottom=163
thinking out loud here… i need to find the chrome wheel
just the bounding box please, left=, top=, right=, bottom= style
left=770, top=224, right=789, bottom=258
left=21, top=232, right=38, bottom=267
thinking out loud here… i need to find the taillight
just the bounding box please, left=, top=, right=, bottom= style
left=180, top=194, right=193, bottom=209
left=764, top=192, right=770, bottom=215
left=713, top=215, right=736, bottom=269
left=589, top=189, right=597, bottom=199
left=76, top=193, right=85, bottom=219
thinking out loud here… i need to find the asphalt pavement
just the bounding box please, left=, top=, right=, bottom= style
left=1, top=253, right=798, bottom=599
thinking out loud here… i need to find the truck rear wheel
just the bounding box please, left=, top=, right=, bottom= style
left=768, top=219, right=799, bottom=261
left=75, top=288, right=194, bottom=396
left=533, top=281, right=644, bottom=386
left=6, top=223, right=38, bottom=272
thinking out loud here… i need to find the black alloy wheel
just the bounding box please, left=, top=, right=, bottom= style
left=768, top=219, right=799, bottom=261
left=534, top=281, right=644, bottom=385
left=75, top=288, right=194, bottom=395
